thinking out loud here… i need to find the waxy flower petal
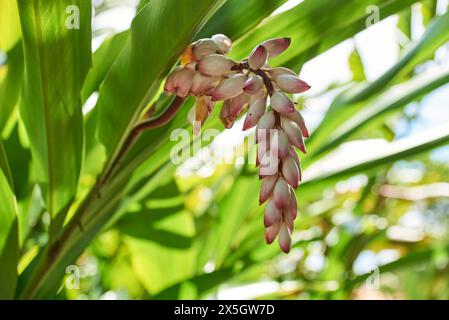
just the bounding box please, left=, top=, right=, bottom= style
left=281, top=118, right=306, bottom=153
left=243, top=75, right=264, bottom=95
left=288, top=192, right=298, bottom=219
left=260, top=37, right=291, bottom=58
left=282, top=156, right=300, bottom=188
left=275, top=74, right=311, bottom=94
left=211, top=74, right=247, bottom=101
left=264, top=199, right=282, bottom=227
left=243, top=98, right=266, bottom=130
left=283, top=111, right=309, bottom=138
left=265, top=221, right=280, bottom=244
left=197, top=54, right=235, bottom=76
left=270, top=129, right=289, bottom=159
left=266, top=67, right=296, bottom=79
left=270, top=91, right=295, bottom=114
left=260, top=175, right=277, bottom=205
left=192, top=38, right=221, bottom=59
left=190, top=72, right=218, bottom=96
left=278, top=223, right=291, bottom=253
left=212, top=34, right=232, bottom=53
left=248, top=45, right=268, bottom=70
left=273, top=178, right=291, bottom=209
left=164, top=67, right=195, bottom=98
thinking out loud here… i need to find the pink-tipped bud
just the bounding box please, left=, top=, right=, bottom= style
left=190, top=72, right=219, bottom=96
left=265, top=221, right=280, bottom=244
left=278, top=223, right=291, bottom=253
left=270, top=91, right=295, bottom=114
left=164, top=67, right=195, bottom=98
left=243, top=75, right=264, bottom=95
left=248, top=45, right=268, bottom=70
left=283, top=111, right=309, bottom=138
left=220, top=100, right=233, bottom=129
left=243, top=98, right=266, bottom=130
left=260, top=37, right=291, bottom=59
left=275, top=74, right=311, bottom=94
left=270, top=129, right=289, bottom=159
left=288, top=192, right=298, bottom=219
left=228, top=93, right=248, bottom=118
left=260, top=175, right=277, bottom=204
left=212, top=34, right=232, bottom=53
left=256, top=138, right=269, bottom=166
left=211, top=74, right=247, bottom=101
left=255, top=111, right=275, bottom=143
left=283, top=208, right=294, bottom=233
left=281, top=118, right=306, bottom=153
left=282, top=157, right=300, bottom=188
left=192, top=38, right=221, bottom=60
left=266, top=67, right=296, bottom=79
left=264, top=199, right=282, bottom=227
left=197, top=54, right=235, bottom=76
left=273, top=178, right=291, bottom=209
left=260, top=150, right=279, bottom=177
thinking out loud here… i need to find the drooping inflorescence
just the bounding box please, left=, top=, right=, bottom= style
left=164, top=34, right=310, bottom=253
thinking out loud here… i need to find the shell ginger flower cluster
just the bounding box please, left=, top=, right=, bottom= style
left=164, top=34, right=311, bottom=253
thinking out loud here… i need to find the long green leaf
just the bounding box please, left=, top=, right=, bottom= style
left=17, top=0, right=91, bottom=216
left=310, top=66, right=449, bottom=162
left=96, top=0, right=225, bottom=156
left=230, top=0, right=417, bottom=68
left=0, top=0, right=21, bottom=51
left=0, top=141, right=18, bottom=299
left=0, top=42, right=23, bottom=134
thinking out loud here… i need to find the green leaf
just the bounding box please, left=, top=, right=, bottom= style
left=349, top=45, right=366, bottom=82
left=197, top=0, right=288, bottom=41
left=0, top=0, right=21, bottom=51
left=0, top=141, right=18, bottom=299
left=0, top=42, right=23, bottom=134
left=230, top=0, right=417, bottom=69
left=17, top=0, right=92, bottom=216
left=421, top=0, right=438, bottom=26
left=96, top=0, right=225, bottom=157
left=81, top=31, right=128, bottom=103
left=302, top=126, right=449, bottom=193
left=310, top=66, right=449, bottom=161
left=309, top=11, right=449, bottom=153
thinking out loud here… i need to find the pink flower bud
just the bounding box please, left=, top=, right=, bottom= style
left=288, top=192, right=298, bottom=219
left=264, top=199, right=281, bottom=227
left=212, top=34, right=232, bottom=53
left=265, top=221, right=280, bottom=244
left=282, top=156, right=300, bottom=188
left=283, top=111, right=309, bottom=138
left=266, top=67, right=296, bottom=79
left=281, top=118, right=306, bottom=153
left=220, top=100, right=233, bottom=129
left=283, top=209, right=294, bottom=232
left=211, top=74, right=247, bottom=101
left=197, top=54, right=235, bottom=76
left=256, top=138, right=269, bottom=166
left=275, top=74, right=311, bottom=94
left=260, top=175, right=277, bottom=205
left=259, top=150, right=279, bottom=177
left=273, top=177, right=291, bottom=209
left=164, top=67, right=195, bottom=98
left=248, top=45, right=268, bottom=70
left=255, top=111, right=275, bottom=143
left=270, top=129, right=289, bottom=159
left=278, top=223, right=291, bottom=253
left=270, top=91, right=295, bottom=114
left=190, top=72, right=219, bottom=96
left=192, top=38, right=221, bottom=60
left=260, top=37, right=291, bottom=59
left=243, top=98, right=266, bottom=130
left=228, top=93, right=249, bottom=118
left=243, top=75, right=264, bottom=95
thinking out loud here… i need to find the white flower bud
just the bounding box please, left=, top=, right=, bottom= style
left=278, top=223, right=291, bottom=253
left=243, top=75, right=264, bottom=95
left=265, top=221, right=280, bottom=244
left=281, top=118, right=306, bottom=153
left=282, top=156, right=300, bottom=188
left=264, top=198, right=281, bottom=227
left=260, top=175, right=277, bottom=205
left=266, top=67, right=296, bottom=79
left=192, top=38, right=221, bottom=60
left=283, top=111, right=309, bottom=138
left=243, top=97, right=266, bottom=130
left=212, top=34, right=232, bottom=53
left=273, top=177, right=291, bottom=209
left=197, top=54, right=235, bottom=76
